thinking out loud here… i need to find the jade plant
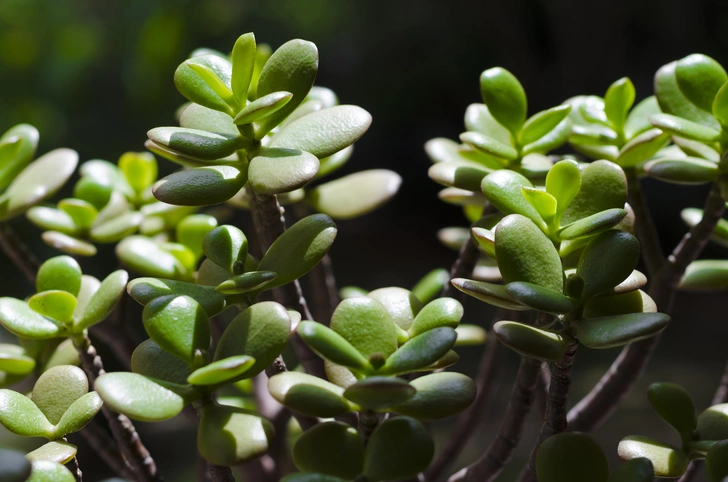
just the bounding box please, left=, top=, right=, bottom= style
left=1, top=28, right=728, bottom=482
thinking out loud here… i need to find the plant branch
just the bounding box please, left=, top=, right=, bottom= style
left=72, top=334, right=160, bottom=482
left=627, top=173, right=665, bottom=276
left=567, top=181, right=726, bottom=432
left=534, top=363, right=550, bottom=419
left=358, top=410, right=379, bottom=446
left=207, top=464, right=235, bottom=482
left=77, top=419, right=136, bottom=480
left=0, top=221, right=40, bottom=285
left=519, top=341, right=578, bottom=482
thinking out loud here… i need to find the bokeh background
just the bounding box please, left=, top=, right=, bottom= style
left=1, top=0, right=727, bottom=480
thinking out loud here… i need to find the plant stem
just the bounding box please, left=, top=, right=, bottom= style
left=534, top=363, right=550, bottom=419
left=72, top=334, right=160, bottom=482
left=358, top=410, right=379, bottom=446
left=627, top=173, right=665, bottom=276
left=249, top=192, right=325, bottom=378
left=567, top=180, right=726, bottom=432
left=519, top=341, right=578, bottom=482
left=69, top=456, right=83, bottom=482
left=448, top=357, right=541, bottom=482
left=0, top=221, right=40, bottom=285
left=78, top=419, right=136, bottom=480
left=207, top=464, right=235, bottom=482
left=424, top=312, right=506, bottom=481
left=308, top=253, right=339, bottom=324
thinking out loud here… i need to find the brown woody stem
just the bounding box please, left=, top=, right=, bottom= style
left=0, top=221, right=40, bottom=285
left=77, top=419, right=136, bottom=480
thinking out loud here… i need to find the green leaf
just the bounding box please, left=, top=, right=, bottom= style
left=95, top=372, right=193, bottom=422
left=455, top=324, right=488, bottom=346
left=216, top=271, right=277, bottom=294
left=202, top=225, right=248, bottom=274
left=32, top=365, right=89, bottom=425
left=411, top=269, right=450, bottom=304
left=494, top=321, right=568, bottom=361
left=26, top=207, right=78, bottom=235
left=330, top=297, right=398, bottom=359
left=317, top=145, right=354, bottom=179
left=248, top=147, right=319, bottom=195
left=42, top=231, right=97, bottom=257
left=131, top=339, right=191, bottom=385
left=574, top=312, right=670, bottom=348
left=379, top=327, right=457, bottom=375
left=496, top=214, right=564, bottom=292
left=127, top=278, right=226, bottom=316
left=706, top=440, right=728, bottom=482
left=608, top=458, right=654, bottom=482
left=409, top=297, right=463, bottom=337
left=0, top=448, right=31, bottom=482
left=343, top=376, right=415, bottom=410
left=697, top=403, right=728, bottom=440
left=197, top=402, right=273, bottom=465
left=176, top=214, right=217, bottom=260
left=363, top=416, right=434, bottom=481
left=520, top=104, right=572, bottom=146
left=75, top=270, right=128, bottom=331
left=1, top=148, right=78, bottom=221
left=258, top=214, right=337, bottom=290
left=89, top=211, right=143, bottom=244
left=28, top=291, right=77, bottom=325
left=616, top=128, right=670, bottom=168
left=0, top=298, right=62, bottom=339
left=0, top=344, right=35, bottom=375
left=149, top=127, right=242, bottom=162
left=460, top=131, right=518, bottom=160
left=673, top=136, right=721, bottom=161
left=625, top=96, right=662, bottom=140
left=179, top=103, right=239, bottom=138
left=390, top=372, right=476, bottom=420
left=367, top=287, right=423, bottom=332
left=118, top=238, right=187, bottom=280
left=505, top=282, right=577, bottom=313
left=0, top=124, right=38, bottom=191
left=647, top=382, right=697, bottom=441
left=215, top=302, right=291, bottom=378
left=481, top=170, right=545, bottom=229
left=680, top=260, right=728, bottom=291
left=254, top=39, right=319, bottom=138
left=298, top=321, right=371, bottom=371
left=270, top=105, right=372, bottom=159
left=583, top=290, right=655, bottom=318
left=644, top=157, right=718, bottom=185
left=119, top=151, right=157, bottom=194
left=654, top=59, right=721, bottom=129
left=464, top=103, right=513, bottom=144
left=545, top=159, right=581, bottom=217
left=79, top=159, right=133, bottom=197
left=174, top=54, right=233, bottom=114
left=37, top=256, right=82, bottom=296
left=142, top=295, right=210, bottom=365
left=293, top=422, right=364, bottom=479
left=522, top=117, right=571, bottom=155
left=578, top=230, right=640, bottom=298
left=480, top=67, right=527, bottom=134
left=559, top=208, right=627, bottom=241
left=27, top=461, right=75, bottom=482
left=234, top=91, right=292, bottom=125
left=675, top=54, right=728, bottom=112
left=618, top=435, right=689, bottom=478
left=604, top=77, right=636, bottom=132
left=450, top=278, right=527, bottom=311
left=58, top=198, right=97, bottom=231
left=0, top=389, right=53, bottom=437
left=26, top=441, right=77, bottom=464
left=153, top=165, right=246, bottom=206
left=650, top=113, right=722, bottom=142
left=231, top=33, right=256, bottom=104
left=561, top=160, right=627, bottom=226
left=54, top=391, right=103, bottom=437
left=306, top=169, right=401, bottom=220
left=187, top=356, right=256, bottom=386
left=521, top=187, right=556, bottom=224
left=537, top=432, right=610, bottom=482
left=712, top=81, right=728, bottom=129
left=268, top=371, right=355, bottom=417
left=428, top=162, right=490, bottom=192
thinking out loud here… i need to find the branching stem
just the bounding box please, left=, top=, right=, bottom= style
left=0, top=221, right=40, bottom=285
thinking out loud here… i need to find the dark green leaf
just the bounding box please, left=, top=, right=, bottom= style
left=706, top=440, right=728, bottom=482
left=363, top=416, right=434, bottom=481
left=330, top=297, right=398, bottom=359
left=561, top=160, right=627, bottom=226
left=298, top=321, right=371, bottom=371
left=248, top=147, right=319, bottom=195
left=644, top=157, right=718, bottom=185
left=559, top=208, right=627, bottom=240
left=647, top=382, right=697, bottom=441
left=494, top=321, right=568, bottom=361
left=202, top=225, right=248, bottom=274
left=216, top=271, right=277, bottom=294
left=697, top=403, right=728, bottom=440
left=578, top=230, right=640, bottom=298
left=537, top=432, right=609, bottom=482
left=450, top=278, right=527, bottom=311
left=131, top=339, right=191, bottom=385
left=197, top=402, right=273, bottom=465
left=390, top=372, right=476, bottom=420
left=650, top=113, right=721, bottom=142
left=147, top=127, right=241, bottom=161
left=343, top=377, right=415, bottom=410
left=608, top=458, right=654, bottom=482
left=187, top=356, right=256, bottom=386
left=379, top=327, right=456, bottom=375
left=268, top=371, right=355, bottom=417
left=153, top=165, right=246, bottom=206
left=480, top=67, right=527, bottom=134
left=574, top=312, right=670, bottom=348
left=408, top=297, right=463, bottom=337
left=293, top=422, right=364, bottom=479
left=142, top=295, right=211, bottom=365
left=505, top=281, right=577, bottom=313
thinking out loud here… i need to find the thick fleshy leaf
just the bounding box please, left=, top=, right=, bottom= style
left=537, top=432, right=610, bottom=482
left=367, top=287, right=423, bottom=332
left=28, top=291, right=77, bottom=325
left=650, top=113, right=721, bottom=142
left=153, top=165, right=246, bottom=206
left=216, top=271, right=277, bottom=294
left=119, top=151, right=157, bottom=194
left=464, top=103, right=513, bottom=144
left=578, top=230, right=640, bottom=298
left=175, top=214, right=217, bottom=259
left=142, top=295, right=210, bottom=365
left=697, top=403, right=728, bottom=440
left=608, top=458, right=654, bottom=482
left=583, top=290, right=655, bottom=318
left=198, top=402, right=274, bottom=465
left=713, top=81, right=728, bottom=129
left=202, top=225, right=248, bottom=274
left=455, top=324, right=488, bottom=346
left=248, top=148, right=319, bottom=195
left=42, top=231, right=97, bottom=256
left=561, top=160, right=627, bottom=226
left=89, top=211, right=143, bottom=243
left=254, top=39, right=319, bottom=138
left=644, top=157, right=718, bottom=185
left=411, top=269, right=450, bottom=304
left=680, top=260, right=728, bottom=290
left=37, top=256, right=82, bottom=296
left=706, top=440, right=728, bottom=482
left=559, top=208, right=627, bottom=240
left=505, top=282, right=577, bottom=313
left=27, top=461, right=75, bottom=482
left=271, top=105, right=372, bottom=159
left=343, top=376, right=415, bottom=410
left=298, top=321, right=370, bottom=371
left=0, top=124, right=38, bottom=191
left=495, top=214, right=564, bottom=292
left=428, top=162, right=490, bottom=192
left=179, top=103, right=238, bottom=138
left=58, top=198, right=97, bottom=231
left=268, top=371, right=355, bottom=417
left=603, top=270, right=648, bottom=295
left=317, top=145, right=354, bottom=179
left=520, top=104, right=571, bottom=146
left=330, top=297, right=398, bottom=359
left=0, top=389, right=53, bottom=437
left=1, top=149, right=78, bottom=220
left=574, top=313, right=670, bottom=348
left=618, top=435, right=689, bottom=478
left=494, top=321, right=568, bottom=361
left=75, top=270, right=128, bottom=331
left=231, top=32, right=256, bottom=104
left=147, top=127, right=243, bottom=161
left=654, top=59, right=720, bottom=129
left=647, top=382, right=697, bottom=441
left=675, top=54, right=728, bottom=112
left=214, top=302, right=290, bottom=377
left=604, top=77, right=636, bottom=132
left=0, top=448, right=31, bottom=482
left=0, top=298, right=62, bottom=339
left=615, top=128, right=670, bottom=168
left=481, top=170, right=544, bottom=228
left=379, top=327, right=457, bottom=375
left=25, top=441, right=77, bottom=464
left=54, top=391, right=103, bottom=437
left=408, top=297, right=463, bottom=337
left=391, top=372, right=476, bottom=420
left=451, top=278, right=527, bottom=310
left=234, top=91, right=292, bottom=125
left=0, top=344, right=35, bottom=375
left=174, top=54, right=233, bottom=114
left=95, top=372, right=194, bottom=421
left=307, top=169, right=401, bottom=220
left=364, top=416, right=434, bottom=481
left=187, top=355, right=256, bottom=386
left=131, top=339, right=191, bottom=385
left=27, top=207, right=78, bottom=235
left=521, top=187, right=557, bottom=223
left=460, top=131, right=518, bottom=160
left=258, top=214, right=337, bottom=289
left=32, top=365, right=89, bottom=425
left=293, top=422, right=364, bottom=479
left=545, top=159, right=581, bottom=216
left=128, top=278, right=226, bottom=316
left=480, top=67, right=527, bottom=134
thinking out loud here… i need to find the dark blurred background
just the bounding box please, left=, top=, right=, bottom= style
left=1, top=0, right=727, bottom=480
